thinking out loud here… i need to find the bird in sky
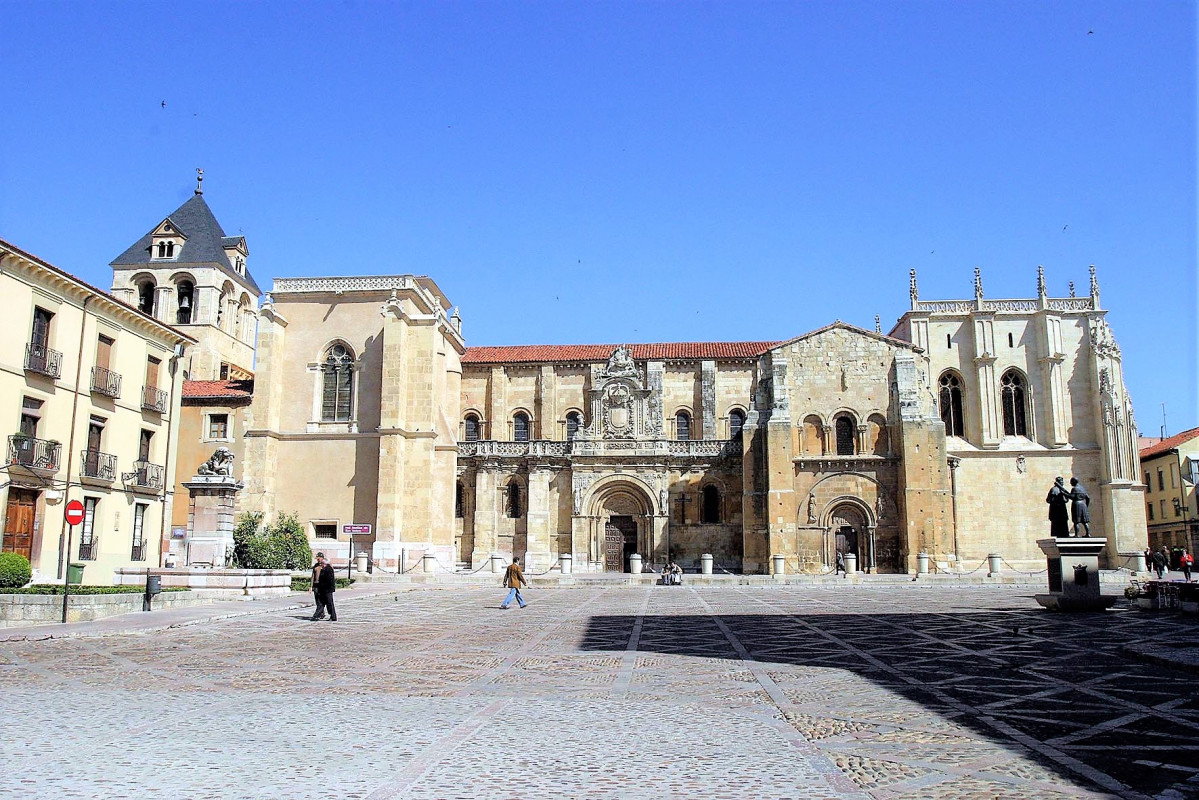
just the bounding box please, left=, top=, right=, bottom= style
left=1062, top=225, right=1069, bottom=232
left=1088, top=29, right=1094, bottom=35
left=161, top=100, right=166, bottom=108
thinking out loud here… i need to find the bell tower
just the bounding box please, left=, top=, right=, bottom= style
left=109, top=172, right=260, bottom=380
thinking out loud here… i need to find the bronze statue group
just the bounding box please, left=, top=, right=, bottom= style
left=1045, top=476, right=1090, bottom=537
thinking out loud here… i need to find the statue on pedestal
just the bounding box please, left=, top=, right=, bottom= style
left=1045, top=476, right=1070, bottom=538
left=1069, top=477, right=1091, bottom=537
left=197, top=447, right=235, bottom=477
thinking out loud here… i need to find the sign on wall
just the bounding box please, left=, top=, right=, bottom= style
left=343, top=524, right=372, bottom=535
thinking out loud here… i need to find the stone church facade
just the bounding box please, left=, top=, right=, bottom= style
left=107, top=188, right=1147, bottom=574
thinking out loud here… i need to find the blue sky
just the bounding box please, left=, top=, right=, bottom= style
left=1, top=1, right=1195, bottom=430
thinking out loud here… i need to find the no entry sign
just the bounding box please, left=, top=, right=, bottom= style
left=64, top=499, right=85, bottom=526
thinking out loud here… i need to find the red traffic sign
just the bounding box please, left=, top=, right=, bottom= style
left=64, top=499, right=85, bottom=527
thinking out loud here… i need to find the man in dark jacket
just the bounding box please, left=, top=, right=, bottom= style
left=311, top=552, right=337, bottom=621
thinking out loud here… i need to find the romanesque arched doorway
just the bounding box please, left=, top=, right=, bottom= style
left=589, top=481, right=655, bottom=572
left=828, top=502, right=867, bottom=563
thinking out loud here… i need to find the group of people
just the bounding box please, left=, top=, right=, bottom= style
left=1045, top=476, right=1091, bottom=537
left=1144, top=545, right=1195, bottom=581
left=661, top=561, right=684, bottom=585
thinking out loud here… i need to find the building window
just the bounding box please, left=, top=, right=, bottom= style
left=314, top=523, right=337, bottom=539
left=1000, top=370, right=1028, bottom=437
left=30, top=306, right=53, bottom=349
left=675, top=412, right=691, bottom=441
left=1147, top=503, right=1154, bottom=521
left=835, top=415, right=856, bottom=456
left=513, top=412, right=530, bottom=442
left=79, top=497, right=99, bottom=560
left=176, top=281, right=194, bottom=325
left=1158, top=470, right=1165, bottom=492
left=131, top=503, right=148, bottom=561
left=464, top=414, right=480, bottom=442
left=506, top=481, right=523, bottom=518
left=566, top=411, right=582, bottom=441
left=19, top=397, right=42, bottom=438
left=1008, top=332, right=1014, bottom=348
left=939, top=372, right=965, bottom=437
left=455, top=482, right=465, bottom=518
left=1161, top=500, right=1167, bottom=520
left=729, top=409, right=746, bottom=439
left=701, top=485, right=721, bottom=524
left=1145, top=472, right=1152, bottom=490
left=209, top=414, right=229, bottom=440
left=321, top=344, right=354, bottom=422
left=946, top=333, right=952, bottom=349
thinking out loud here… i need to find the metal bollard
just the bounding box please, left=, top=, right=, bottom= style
left=988, top=553, right=1002, bottom=577
left=421, top=553, right=436, bottom=573
left=490, top=554, right=504, bottom=573
left=772, top=554, right=786, bottom=575
left=700, top=553, right=713, bottom=575
left=629, top=553, right=642, bottom=574
left=845, top=553, right=858, bottom=575
left=916, top=552, right=930, bottom=575
left=560, top=553, right=573, bottom=574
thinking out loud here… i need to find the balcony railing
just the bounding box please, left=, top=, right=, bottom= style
left=24, top=343, right=62, bottom=379
left=80, top=449, right=117, bottom=481
left=142, top=385, right=168, bottom=413
left=78, top=540, right=97, bottom=561
left=7, top=435, right=61, bottom=472
left=91, top=366, right=122, bottom=398
left=124, top=460, right=165, bottom=492
left=130, top=542, right=146, bottom=562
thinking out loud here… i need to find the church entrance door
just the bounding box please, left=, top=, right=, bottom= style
left=835, top=526, right=858, bottom=560
left=605, top=515, right=637, bottom=572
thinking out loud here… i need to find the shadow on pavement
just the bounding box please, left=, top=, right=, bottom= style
left=582, top=604, right=1199, bottom=798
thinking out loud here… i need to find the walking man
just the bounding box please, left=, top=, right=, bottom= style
left=500, top=556, right=528, bottom=609
left=835, top=550, right=847, bottom=577
left=310, top=552, right=337, bottom=621
left=1152, top=547, right=1168, bottom=580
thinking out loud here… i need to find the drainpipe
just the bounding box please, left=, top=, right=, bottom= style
left=1178, top=449, right=1192, bottom=553
left=157, top=340, right=185, bottom=568
left=58, top=295, right=93, bottom=582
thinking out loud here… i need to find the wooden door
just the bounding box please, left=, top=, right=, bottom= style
left=3, top=489, right=37, bottom=560
left=606, top=515, right=637, bottom=572
left=96, top=335, right=113, bottom=370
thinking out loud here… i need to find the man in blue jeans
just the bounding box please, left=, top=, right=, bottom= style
left=500, top=556, right=528, bottom=609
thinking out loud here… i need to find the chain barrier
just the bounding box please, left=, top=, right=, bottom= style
left=999, top=557, right=1047, bottom=575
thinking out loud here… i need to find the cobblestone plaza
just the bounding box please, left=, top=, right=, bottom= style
left=2, top=585, right=1197, bottom=799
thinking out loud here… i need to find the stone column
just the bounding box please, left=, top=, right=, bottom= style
left=155, top=285, right=174, bottom=324
left=700, top=360, right=717, bottom=440
left=471, top=464, right=499, bottom=568
left=182, top=474, right=243, bottom=567
left=524, top=465, right=554, bottom=571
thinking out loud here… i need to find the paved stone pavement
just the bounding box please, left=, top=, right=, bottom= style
left=1, top=585, right=1198, bottom=799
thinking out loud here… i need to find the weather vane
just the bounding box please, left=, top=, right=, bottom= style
left=195, top=168, right=204, bottom=195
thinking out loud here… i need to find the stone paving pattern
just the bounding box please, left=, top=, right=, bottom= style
left=1, top=585, right=1198, bottom=799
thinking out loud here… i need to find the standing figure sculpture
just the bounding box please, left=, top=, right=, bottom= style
left=1045, top=477, right=1071, bottom=538
left=1069, top=477, right=1091, bottom=537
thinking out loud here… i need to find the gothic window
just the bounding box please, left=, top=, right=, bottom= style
left=675, top=411, right=691, bottom=441
left=455, top=482, right=464, bottom=518
left=321, top=343, right=354, bottom=422
left=506, top=481, right=523, bottom=518
left=513, top=412, right=530, bottom=442
left=834, top=415, right=856, bottom=456
left=729, top=409, right=746, bottom=439
left=464, top=414, right=480, bottom=442
left=939, top=371, right=965, bottom=437
left=1000, top=369, right=1028, bottom=437
left=566, top=411, right=581, bottom=441
left=701, top=485, right=721, bottom=523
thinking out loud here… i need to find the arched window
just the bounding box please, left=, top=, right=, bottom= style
left=156, top=242, right=167, bottom=258
left=455, top=482, right=465, bottom=518
left=513, top=412, right=530, bottom=442
left=675, top=411, right=691, bottom=441
left=939, top=372, right=965, bottom=437
left=802, top=415, right=823, bottom=455
left=175, top=281, right=194, bottom=325
left=137, top=280, right=156, bottom=316
left=701, top=485, right=721, bottom=523
left=1001, top=369, right=1028, bottom=437
left=868, top=414, right=889, bottom=456
left=729, top=409, right=746, bottom=439
left=464, top=414, right=480, bottom=442
left=321, top=344, right=354, bottom=422
left=165, top=241, right=175, bottom=258
left=506, top=481, right=523, bottom=518
left=835, top=415, right=856, bottom=456
left=566, top=411, right=581, bottom=441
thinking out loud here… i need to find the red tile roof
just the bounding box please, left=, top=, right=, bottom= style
left=182, top=379, right=254, bottom=400
left=462, top=342, right=780, bottom=364
left=1140, top=426, right=1199, bottom=460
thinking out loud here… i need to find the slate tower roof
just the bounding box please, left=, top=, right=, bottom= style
left=110, top=192, right=261, bottom=295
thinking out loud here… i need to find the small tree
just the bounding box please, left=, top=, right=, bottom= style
left=0, top=552, right=32, bottom=588
left=231, top=511, right=312, bottom=570
left=232, top=512, right=266, bottom=569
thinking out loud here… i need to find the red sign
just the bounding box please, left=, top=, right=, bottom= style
left=64, top=499, right=85, bottom=527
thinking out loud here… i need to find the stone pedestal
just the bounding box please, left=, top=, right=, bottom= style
left=182, top=475, right=244, bottom=568
left=1035, top=538, right=1117, bottom=612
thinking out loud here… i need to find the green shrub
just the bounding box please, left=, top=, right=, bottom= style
left=0, top=552, right=32, bottom=588
left=232, top=511, right=312, bottom=570
left=290, top=576, right=354, bottom=592
left=0, top=585, right=190, bottom=595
